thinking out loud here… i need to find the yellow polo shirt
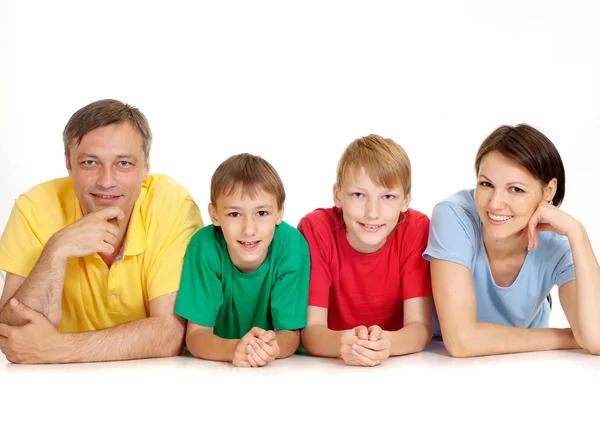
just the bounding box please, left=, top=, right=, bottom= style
left=0, top=174, right=204, bottom=333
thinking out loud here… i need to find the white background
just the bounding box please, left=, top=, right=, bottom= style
left=1, top=1, right=599, bottom=433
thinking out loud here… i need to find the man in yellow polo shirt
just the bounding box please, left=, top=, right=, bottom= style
left=0, top=99, right=204, bottom=363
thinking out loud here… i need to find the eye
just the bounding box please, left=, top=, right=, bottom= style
left=228, top=212, right=241, bottom=218
left=257, top=211, right=269, bottom=217
left=383, top=194, right=395, bottom=200
left=81, top=160, right=97, bottom=166
left=351, top=192, right=364, bottom=198
left=117, top=161, right=132, bottom=168
left=478, top=181, right=492, bottom=188
left=510, top=186, right=525, bottom=194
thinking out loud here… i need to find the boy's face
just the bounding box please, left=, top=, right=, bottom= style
left=209, top=189, right=283, bottom=273
left=334, top=167, right=410, bottom=254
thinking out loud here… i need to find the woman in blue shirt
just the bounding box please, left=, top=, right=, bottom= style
left=424, top=124, right=600, bottom=357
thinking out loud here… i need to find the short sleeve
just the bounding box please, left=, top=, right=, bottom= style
left=270, top=231, right=310, bottom=331
left=174, top=231, right=224, bottom=327
left=422, top=202, right=478, bottom=270
left=146, top=197, right=204, bottom=301
left=552, top=240, right=575, bottom=288
left=0, top=197, right=44, bottom=278
left=297, top=214, right=333, bottom=308
left=400, top=214, right=433, bottom=300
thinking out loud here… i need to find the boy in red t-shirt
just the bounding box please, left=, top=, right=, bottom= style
left=298, top=134, right=433, bottom=366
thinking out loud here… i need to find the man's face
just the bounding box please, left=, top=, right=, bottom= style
left=66, top=122, right=149, bottom=218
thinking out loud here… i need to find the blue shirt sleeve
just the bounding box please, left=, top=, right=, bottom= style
left=551, top=239, right=575, bottom=288
left=423, top=202, right=478, bottom=271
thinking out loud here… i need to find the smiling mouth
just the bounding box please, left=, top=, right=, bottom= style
left=359, top=222, right=384, bottom=232
left=238, top=240, right=261, bottom=250
left=487, top=212, right=513, bottom=223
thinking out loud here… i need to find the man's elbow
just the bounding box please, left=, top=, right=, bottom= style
left=158, top=319, right=185, bottom=357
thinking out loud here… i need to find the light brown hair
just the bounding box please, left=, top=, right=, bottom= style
left=210, top=153, right=286, bottom=209
left=336, top=134, right=412, bottom=194
left=63, top=99, right=152, bottom=159
left=474, top=124, right=566, bottom=206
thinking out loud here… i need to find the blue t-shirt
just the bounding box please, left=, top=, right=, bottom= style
left=423, top=189, right=575, bottom=337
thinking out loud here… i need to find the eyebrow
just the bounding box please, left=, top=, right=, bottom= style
left=478, top=174, right=528, bottom=186
left=223, top=205, right=273, bottom=210
left=78, top=154, right=137, bottom=160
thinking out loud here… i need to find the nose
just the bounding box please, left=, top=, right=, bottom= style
left=97, top=166, right=117, bottom=190
left=488, top=189, right=506, bottom=211
left=365, top=197, right=380, bottom=220
left=242, top=215, right=256, bottom=237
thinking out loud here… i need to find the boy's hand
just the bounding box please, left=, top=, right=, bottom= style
left=246, top=330, right=280, bottom=367
left=232, top=327, right=266, bottom=367
left=351, top=325, right=391, bottom=365
left=340, top=325, right=379, bottom=366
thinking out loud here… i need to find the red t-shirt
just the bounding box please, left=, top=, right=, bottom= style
left=297, top=206, right=432, bottom=331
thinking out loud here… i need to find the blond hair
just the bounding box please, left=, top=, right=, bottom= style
left=336, top=134, right=411, bottom=193
left=211, top=153, right=286, bottom=209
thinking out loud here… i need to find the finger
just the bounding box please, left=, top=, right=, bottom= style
left=367, top=325, right=383, bottom=341
left=356, top=339, right=387, bottom=351
left=234, top=360, right=251, bottom=368
left=101, top=220, right=121, bottom=238
left=260, top=330, right=276, bottom=342
left=9, top=299, right=44, bottom=323
left=354, top=326, right=369, bottom=340
left=0, top=323, right=11, bottom=338
left=250, top=340, right=271, bottom=362
left=97, top=206, right=123, bottom=221
left=341, top=331, right=359, bottom=345
left=102, top=231, right=118, bottom=246
left=246, top=352, right=260, bottom=368
left=256, top=338, right=278, bottom=358
left=99, top=242, right=116, bottom=255
left=535, top=223, right=555, bottom=233
left=527, top=216, right=539, bottom=250
left=249, top=326, right=266, bottom=338
left=350, top=348, right=380, bottom=367
left=353, top=343, right=387, bottom=361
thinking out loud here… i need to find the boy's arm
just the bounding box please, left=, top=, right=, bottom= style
left=186, top=322, right=240, bottom=362
left=384, top=296, right=433, bottom=356
left=274, top=329, right=300, bottom=358
left=300, top=306, right=346, bottom=357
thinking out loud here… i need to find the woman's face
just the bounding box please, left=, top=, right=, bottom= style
left=474, top=151, right=554, bottom=241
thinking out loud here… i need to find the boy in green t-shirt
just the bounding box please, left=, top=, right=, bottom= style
left=175, top=153, right=310, bottom=367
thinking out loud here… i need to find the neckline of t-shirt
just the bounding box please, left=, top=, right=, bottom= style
left=231, top=255, right=270, bottom=278
left=337, top=225, right=393, bottom=260
left=479, top=228, right=532, bottom=291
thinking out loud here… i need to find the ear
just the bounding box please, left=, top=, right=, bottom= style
left=333, top=183, right=342, bottom=208
left=543, top=178, right=558, bottom=204
left=275, top=203, right=285, bottom=225
left=400, top=192, right=411, bottom=213
left=65, top=153, right=72, bottom=175
left=208, top=203, right=220, bottom=226
left=143, top=158, right=150, bottom=180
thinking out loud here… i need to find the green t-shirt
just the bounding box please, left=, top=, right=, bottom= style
left=175, top=221, right=310, bottom=339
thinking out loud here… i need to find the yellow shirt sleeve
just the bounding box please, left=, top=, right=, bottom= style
left=145, top=194, right=204, bottom=302
left=0, top=196, right=45, bottom=278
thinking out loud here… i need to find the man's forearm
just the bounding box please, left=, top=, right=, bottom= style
left=300, top=325, right=345, bottom=358
left=49, top=315, right=185, bottom=363
left=0, top=246, right=66, bottom=327
left=186, top=330, right=239, bottom=362
left=386, top=322, right=432, bottom=356
left=275, top=330, right=300, bottom=358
